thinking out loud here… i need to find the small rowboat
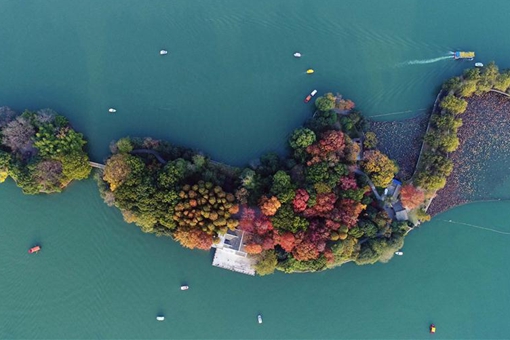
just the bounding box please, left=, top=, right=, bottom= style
left=430, top=324, right=436, bottom=334
left=156, top=316, right=165, bottom=321
left=28, top=246, right=41, bottom=254
left=293, top=52, right=301, bottom=58
left=257, top=314, right=263, bottom=324
left=306, top=69, right=314, bottom=74
left=160, top=50, right=168, bottom=55
left=304, top=89, right=318, bottom=103
left=180, top=285, right=189, bottom=291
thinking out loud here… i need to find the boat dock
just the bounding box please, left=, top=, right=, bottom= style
left=212, top=248, right=255, bottom=276
left=212, top=229, right=256, bottom=276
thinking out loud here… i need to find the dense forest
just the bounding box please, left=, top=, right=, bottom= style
left=0, top=107, right=91, bottom=194
left=98, top=93, right=410, bottom=275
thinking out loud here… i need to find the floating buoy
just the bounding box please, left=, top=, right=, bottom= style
left=306, top=69, right=314, bottom=74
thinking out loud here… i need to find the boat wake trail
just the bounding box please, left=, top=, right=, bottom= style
left=442, top=220, right=510, bottom=235
left=400, top=55, right=452, bottom=66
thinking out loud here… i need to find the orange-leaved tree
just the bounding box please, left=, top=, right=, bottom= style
left=400, top=184, right=425, bottom=210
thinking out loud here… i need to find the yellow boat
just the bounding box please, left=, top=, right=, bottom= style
left=306, top=69, right=314, bottom=74
left=453, top=51, right=475, bottom=60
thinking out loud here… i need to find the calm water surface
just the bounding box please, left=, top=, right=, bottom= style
left=1, top=0, right=510, bottom=338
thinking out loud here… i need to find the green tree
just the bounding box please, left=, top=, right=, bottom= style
left=414, top=172, right=447, bottom=191
left=315, top=93, right=336, bottom=112
left=494, top=71, right=510, bottom=92
left=116, top=138, right=133, bottom=153
left=271, top=170, right=295, bottom=204
left=438, top=134, right=460, bottom=153
left=158, top=158, right=189, bottom=189
left=0, top=150, right=11, bottom=183
left=439, top=95, right=468, bottom=115
left=254, top=250, right=278, bottom=276
left=271, top=204, right=309, bottom=233
left=457, top=81, right=477, bottom=97
left=481, top=61, right=499, bottom=84
left=442, top=76, right=462, bottom=93
left=363, top=131, right=378, bottom=149
left=306, top=110, right=338, bottom=132
left=60, top=152, right=91, bottom=181
left=289, top=128, right=316, bottom=149
left=422, top=152, right=453, bottom=176
left=432, top=114, right=462, bottom=132
left=463, top=68, right=481, bottom=82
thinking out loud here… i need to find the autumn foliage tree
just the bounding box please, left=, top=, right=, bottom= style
left=292, top=189, right=309, bottom=212
left=173, top=181, right=239, bottom=247
left=306, top=130, right=346, bottom=165
left=174, top=227, right=213, bottom=250
left=400, top=184, right=425, bottom=210
left=361, top=150, right=398, bottom=188
left=259, top=196, right=281, bottom=216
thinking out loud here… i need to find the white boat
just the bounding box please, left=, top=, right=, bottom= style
left=257, top=314, right=263, bottom=324
left=310, top=90, right=317, bottom=96
left=180, top=285, right=189, bottom=291
left=156, top=316, right=165, bottom=321
left=108, top=108, right=117, bottom=113
left=475, top=62, right=484, bottom=67
left=293, top=52, right=301, bottom=58
left=395, top=251, right=403, bottom=256
left=160, top=50, right=168, bottom=55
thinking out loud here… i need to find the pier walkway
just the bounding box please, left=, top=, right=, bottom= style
left=89, top=161, right=105, bottom=170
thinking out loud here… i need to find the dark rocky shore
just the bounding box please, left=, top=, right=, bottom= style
left=428, top=92, right=510, bottom=216
left=369, top=114, right=429, bottom=181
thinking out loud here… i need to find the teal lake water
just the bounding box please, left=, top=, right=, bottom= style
left=1, top=0, right=510, bottom=338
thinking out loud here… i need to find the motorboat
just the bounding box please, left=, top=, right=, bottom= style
left=160, top=50, right=168, bottom=55
left=475, top=62, right=484, bottom=67
left=257, top=314, right=263, bottom=324
left=108, top=108, right=117, bottom=113
left=156, top=316, right=165, bottom=321
left=304, top=89, right=318, bottom=103
left=394, top=251, right=403, bottom=256
left=430, top=324, right=436, bottom=334
left=180, top=285, right=189, bottom=291
left=293, top=52, right=301, bottom=58
left=306, top=69, right=314, bottom=74
left=28, top=245, right=41, bottom=254
left=453, top=51, right=475, bottom=60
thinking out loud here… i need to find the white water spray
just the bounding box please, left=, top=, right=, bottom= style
left=403, top=55, right=453, bottom=65
left=442, top=219, right=510, bottom=235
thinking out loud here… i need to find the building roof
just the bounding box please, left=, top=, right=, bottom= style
left=395, top=209, right=408, bottom=221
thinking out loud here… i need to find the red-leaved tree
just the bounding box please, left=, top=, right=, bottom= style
left=293, top=189, right=309, bottom=212
left=306, top=130, right=346, bottom=165
left=304, top=193, right=337, bottom=218
left=333, top=199, right=366, bottom=228
left=400, top=184, right=425, bottom=210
